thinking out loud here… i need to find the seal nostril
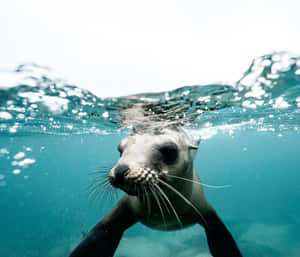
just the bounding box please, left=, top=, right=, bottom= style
left=114, top=165, right=129, bottom=183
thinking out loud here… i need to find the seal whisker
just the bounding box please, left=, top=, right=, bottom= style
left=136, top=184, right=141, bottom=199
left=141, top=185, right=147, bottom=209
left=88, top=175, right=109, bottom=185
left=112, top=187, right=118, bottom=204
left=106, top=185, right=112, bottom=204
left=96, top=165, right=112, bottom=170
left=88, top=180, right=110, bottom=204
left=154, top=183, right=183, bottom=228
left=86, top=178, right=109, bottom=210
left=107, top=182, right=119, bottom=206
left=86, top=175, right=109, bottom=191
left=91, top=180, right=110, bottom=200
left=140, top=185, right=147, bottom=214
left=108, top=186, right=115, bottom=207
left=153, top=184, right=171, bottom=215
left=95, top=182, right=113, bottom=212
left=89, top=170, right=110, bottom=175
left=158, top=178, right=208, bottom=228
left=149, top=184, right=167, bottom=228
left=138, top=184, right=145, bottom=204
left=164, top=174, right=232, bottom=189
left=88, top=178, right=110, bottom=194
left=144, top=186, right=152, bottom=221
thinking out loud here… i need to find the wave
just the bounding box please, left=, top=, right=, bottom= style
left=0, top=52, right=299, bottom=136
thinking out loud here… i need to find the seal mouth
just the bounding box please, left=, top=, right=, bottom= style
left=110, top=166, right=161, bottom=196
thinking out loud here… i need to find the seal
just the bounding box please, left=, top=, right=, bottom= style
left=69, top=127, right=243, bottom=257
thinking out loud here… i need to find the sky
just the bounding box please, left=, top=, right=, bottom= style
left=0, top=0, right=299, bottom=97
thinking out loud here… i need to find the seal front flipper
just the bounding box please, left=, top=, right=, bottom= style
left=69, top=227, right=123, bottom=257
left=201, top=205, right=243, bottom=257
left=69, top=197, right=137, bottom=257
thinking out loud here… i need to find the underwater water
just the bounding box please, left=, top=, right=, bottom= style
left=0, top=52, right=300, bottom=257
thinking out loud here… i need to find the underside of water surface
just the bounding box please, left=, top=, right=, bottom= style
left=0, top=52, right=300, bottom=257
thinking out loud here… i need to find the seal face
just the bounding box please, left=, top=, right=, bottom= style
left=108, top=127, right=205, bottom=230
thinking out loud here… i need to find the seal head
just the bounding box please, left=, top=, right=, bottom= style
left=108, top=127, right=202, bottom=230
left=109, top=127, right=198, bottom=196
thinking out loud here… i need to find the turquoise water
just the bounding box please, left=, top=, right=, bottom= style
left=0, top=52, right=300, bottom=257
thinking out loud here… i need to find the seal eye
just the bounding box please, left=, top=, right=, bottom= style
left=158, top=142, right=178, bottom=165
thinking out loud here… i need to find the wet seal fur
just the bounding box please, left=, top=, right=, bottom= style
left=69, top=127, right=243, bottom=257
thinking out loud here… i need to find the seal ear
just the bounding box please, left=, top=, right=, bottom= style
left=189, top=144, right=199, bottom=150
left=186, top=132, right=201, bottom=160
left=179, top=127, right=201, bottom=159
left=191, top=135, right=201, bottom=147
left=188, top=142, right=200, bottom=160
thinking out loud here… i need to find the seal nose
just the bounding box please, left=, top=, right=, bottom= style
left=114, top=164, right=129, bottom=184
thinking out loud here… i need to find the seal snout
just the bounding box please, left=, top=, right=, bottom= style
left=109, top=162, right=161, bottom=196
left=115, top=164, right=129, bottom=180
left=110, top=164, right=129, bottom=186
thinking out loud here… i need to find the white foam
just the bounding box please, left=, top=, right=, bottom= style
left=0, top=111, right=12, bottom=120
left=18, top=92, right=69, bottom=115
left=12, top=169, right=21, bottom=175
left=18, top=158, right=36, bottom=168
left=14, top=152, right=25, bottom=160
left=102, top=112, right=109, bottom=118
left=273, top=96, right=290, bottom=109
left=0, top=148, right=9, bottom=155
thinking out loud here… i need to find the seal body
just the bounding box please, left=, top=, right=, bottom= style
left=69, top=127, right=243, bottom=257
left=110, top=127, right=208, bottom=230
